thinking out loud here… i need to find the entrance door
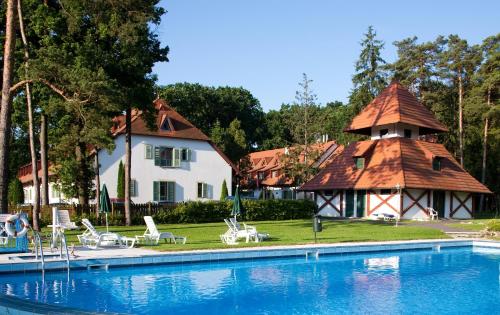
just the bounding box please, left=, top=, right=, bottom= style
left=433, top=191, right=445, bottom=218
left=345, top=190, right=355, bottom=217
left=356, top=190, right=367, bottom=217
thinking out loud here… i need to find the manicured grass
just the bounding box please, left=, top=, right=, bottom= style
left=446, top=219, right=490, bottom=231
left=43, top=219, right=448, bottom=251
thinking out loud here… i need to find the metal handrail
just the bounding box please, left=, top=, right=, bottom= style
left=31, top=229, right=45, bottom=272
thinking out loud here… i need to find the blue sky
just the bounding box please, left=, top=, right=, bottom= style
left=153, top=1, right=499, bottom=111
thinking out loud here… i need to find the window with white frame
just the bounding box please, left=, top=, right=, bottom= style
left=154, top=147, right=181, bottom=167
left=153, top=181, right=175, bottom=202
left=197, top=182, right=209, bottom=199
left=51, top=185, right=61, bottom=199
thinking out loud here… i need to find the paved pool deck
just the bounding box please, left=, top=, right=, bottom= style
left=1, top=238, right=499, bottom=274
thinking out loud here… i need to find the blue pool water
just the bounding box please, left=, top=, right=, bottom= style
left=1, top=246, right=499, bottom=314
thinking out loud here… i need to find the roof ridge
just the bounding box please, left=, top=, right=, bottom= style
left=395, top=84, right=402, bottom=123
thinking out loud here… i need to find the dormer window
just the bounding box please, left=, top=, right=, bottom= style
left=404, top=129, right=412, bottom=139
left=432, top=157, right=442, bottom=171
left=160, top=117, right=173, bottom=131
left=379, top=129, right=389, bottom=138
left=354, top=157, right=365, bottom=169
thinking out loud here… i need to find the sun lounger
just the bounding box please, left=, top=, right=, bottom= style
left=135, top=216, right=186, bottom=245
left=223, top=218, right=269, bottom=243
left=77, top=218, right=122, bottom=249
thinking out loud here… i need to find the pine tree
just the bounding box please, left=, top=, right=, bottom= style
left=349, top=26, right=387, bottom=114
left=117, top=161, right=125, bottom=199
left=8, top=178, right=24, bottom=205
left=220, top=179, right=229, bottom=201
left=438, top=35, right=482, bottom=166
left=390, top=36, right=441, bottom=101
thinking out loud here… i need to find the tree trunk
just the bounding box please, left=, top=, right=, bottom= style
left=40, top=113, right=49, bottom=205
left=458, top=73, right=464, bottom=166
left=124, top=107, right=132, bottom=226
left=75, top=142, right=89, bottom=205
left=18, top=0, right=40, bottom=229
left=479, top=87, right=491, bottom=212
left=0, top=0, right=18, bottom=213
left=94, top=152, right=100, bottom=217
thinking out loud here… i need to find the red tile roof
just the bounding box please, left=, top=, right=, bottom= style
left=112, top=99, right=211, bottom=142
left=241, top=141, right=342, bottom=188
left=345, top=82, right=448, bottom=135
left=18, top=161, right=55, bottom=184
left=111, top=99, right=237, bottom=172
left=300, top=138, right=491, bottom=194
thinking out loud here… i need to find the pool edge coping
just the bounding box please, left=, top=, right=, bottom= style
left=1, top=238, right=499, bottom=274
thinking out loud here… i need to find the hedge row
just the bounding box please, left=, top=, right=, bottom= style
left=76, top=199, right=317, bottom=226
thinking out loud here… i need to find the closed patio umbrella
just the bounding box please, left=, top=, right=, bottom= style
left=100, top=184, right=112, bottom=232
left=231, top=185, right=244, bottom=220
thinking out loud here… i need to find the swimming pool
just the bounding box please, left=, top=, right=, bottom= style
left=1, top=245, right=499, bottom=314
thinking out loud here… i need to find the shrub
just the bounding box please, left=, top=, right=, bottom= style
left=151, top=199, right=316, bottom=224
left=8, top=178, right=24, bottom=205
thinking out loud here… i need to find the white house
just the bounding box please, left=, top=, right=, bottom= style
left=18, top=162, right=77, bottom=205
left=98, top=99, right=234, bottom=203
left=18, top=99, right=235, bottom=205
left=301, top=82, right=491, bottom=219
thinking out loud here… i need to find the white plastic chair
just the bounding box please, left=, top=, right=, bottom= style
left=427, top=207, right=438, bottom=221
left=57, top=210, right=79, bottom=230
left=136, top=216, right=186, bottom=245
left=77, top=218, right=122, bottom=249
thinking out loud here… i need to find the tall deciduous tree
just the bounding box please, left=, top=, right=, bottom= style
left=349, top=26, right=387, bottom=114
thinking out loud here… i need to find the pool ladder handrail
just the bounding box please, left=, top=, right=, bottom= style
left=31, top=228, right=45, bottom=272
left=52, top=228, right=71, bottom=271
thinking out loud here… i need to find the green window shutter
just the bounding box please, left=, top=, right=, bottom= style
left=154, top=147, right=160, bottom=166
left=173, top=148, right=181, bottom=167
left=145, top=144, right=153, bottom=159
left=197, top=182, right=202, bottom=198
left=167, top=181, right=175, bottom=202
left=203, top=183, right=208, bottom=198
left=187, top=149, right=192, bottom=161
left=153, top=181, right=159, bottom=201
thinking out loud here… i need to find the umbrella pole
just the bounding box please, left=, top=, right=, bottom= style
left=106, top=212, right=109, bottom=233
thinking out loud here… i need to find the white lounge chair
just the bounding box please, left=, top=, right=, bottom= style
left=220, top=228, right=238, bottom=245
left=77, top=218, right=122, bottom=249
left=224, top=218, right=269, bottom=243
left=136, top=216, right=186, bottom=245
left=56, top=210, right=79, bottom=230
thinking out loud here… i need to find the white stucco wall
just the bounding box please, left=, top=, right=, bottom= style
left=447, top=191, right=473, bottom=219
left=367, top=189, right=401, bottom=218
left=370, top=123, right=419, bottom=140
left=317, top=190, right=342, bottom=217
left=401, top=189, right=430, bottom=220
left=23, top=182, right=77, bottom=205
left=98, top=134, right=232, bottom=203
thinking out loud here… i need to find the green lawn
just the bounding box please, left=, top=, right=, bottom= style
left=44, top=219, right=448, bottom=251
left=446, top=219, right=490, bottom=231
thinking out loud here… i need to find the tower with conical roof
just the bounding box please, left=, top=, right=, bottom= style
left=301, top=82, right=490, bottom=219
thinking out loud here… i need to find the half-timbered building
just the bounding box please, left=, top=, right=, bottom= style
left=301, top=82, right=491, bottom=219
